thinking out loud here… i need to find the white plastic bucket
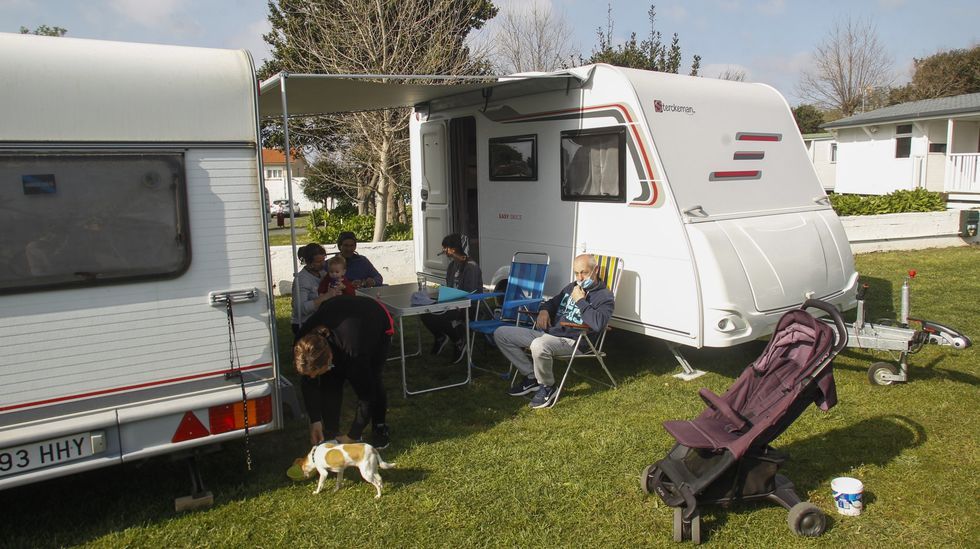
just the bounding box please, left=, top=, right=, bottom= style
left=831, top=477, right=864, bottom=516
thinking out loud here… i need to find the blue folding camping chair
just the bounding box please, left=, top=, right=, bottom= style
left=467, top=252, right=550, bottom=376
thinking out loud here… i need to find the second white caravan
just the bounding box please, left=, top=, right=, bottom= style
left=409, top=64, right=857, bottom=349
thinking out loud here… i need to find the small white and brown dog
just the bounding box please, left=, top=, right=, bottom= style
left=296, top=441, right=395, bottom=498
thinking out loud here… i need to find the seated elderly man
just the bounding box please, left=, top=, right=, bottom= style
left=494, top=254, right=615, bottom=409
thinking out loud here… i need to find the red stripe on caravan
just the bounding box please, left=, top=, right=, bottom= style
left=736, top=132, right=781, bottom=142
left=0, top=362, right=273, bottom=413
left=710, top=170, right=761, bottom=180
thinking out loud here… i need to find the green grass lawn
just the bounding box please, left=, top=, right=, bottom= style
left=2, top=247, right=978, bottom=547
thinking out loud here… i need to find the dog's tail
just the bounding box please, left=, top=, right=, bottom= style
left=378, top=459, right=395, bottom=470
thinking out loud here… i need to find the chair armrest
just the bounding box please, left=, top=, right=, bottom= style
left=559, top=321, right=589, bottom=330
left=467, top=291, right=504, bottom=301
left=508, top=297, right=541, bottom=308
left=698, top=389, right=748, bottom=432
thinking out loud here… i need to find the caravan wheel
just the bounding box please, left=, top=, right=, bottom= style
left=868, top=362, right=898, bottom=386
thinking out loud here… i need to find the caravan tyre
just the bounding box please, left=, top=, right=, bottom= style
left=868, top=362, right=898, bottom=386
left=788, top=502, right=826, bottom=537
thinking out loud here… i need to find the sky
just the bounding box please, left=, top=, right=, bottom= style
left=3, top=0, right=978, bottom=106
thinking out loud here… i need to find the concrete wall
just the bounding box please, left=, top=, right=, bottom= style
left=841, top=210, right=979, bottom=253
left=272, top=241, right=415, bottom=295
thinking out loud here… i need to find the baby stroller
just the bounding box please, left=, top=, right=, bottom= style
left=640, top=299, right=847, bottom=544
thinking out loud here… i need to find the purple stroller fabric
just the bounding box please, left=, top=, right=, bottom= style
left=663, top=310, right=838, bottom=460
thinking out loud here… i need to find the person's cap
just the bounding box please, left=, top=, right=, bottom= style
left=337, top=231, right=357, bottom=246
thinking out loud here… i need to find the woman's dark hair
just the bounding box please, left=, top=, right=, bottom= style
left=297, top=243, right=326, bottom=265
left=336, top=231, right=357, bottom=246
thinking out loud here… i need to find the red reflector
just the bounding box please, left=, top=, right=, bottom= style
left=172, top=411, right=210, bottom=443
left=209, top=395, right=274, bottom=435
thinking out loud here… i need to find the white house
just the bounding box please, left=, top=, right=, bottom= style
left=261, top=148, right=330, bottom=213
left=802, top=132, right=837, bottom=191
left=822, top=92, right=980, bottom=206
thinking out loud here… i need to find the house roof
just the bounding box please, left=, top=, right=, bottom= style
left=262, top=148, right=304, bottom=165
left=822, top=92, right=980, bottom=130
left=801, top=132, right=833, bottom=140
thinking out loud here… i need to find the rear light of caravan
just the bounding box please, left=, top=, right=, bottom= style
left=208, top=395, right=274, bottom=435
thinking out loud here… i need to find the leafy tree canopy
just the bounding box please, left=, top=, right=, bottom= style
left=20, top=25, right=66, bottom=36
left=585, top=4, right=700, bottom=75
left=889, top=45, right=980, bottom=104
left=793, top=104, right=825, bottom=134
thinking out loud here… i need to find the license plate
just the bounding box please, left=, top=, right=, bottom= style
left=0, top=431, right=105, bottom=478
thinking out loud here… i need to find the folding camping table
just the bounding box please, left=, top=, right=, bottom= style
left=357, top=283, right=472, bottom=397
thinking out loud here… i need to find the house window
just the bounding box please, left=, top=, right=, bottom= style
left=831, top=143, right=838, bottom=163
left=0, top=152, right=190, bottom=294
left=895, top=124, right=912, bottom=158
left=560, top=127, right=626, bottom=202
left=489, top=135, right=537, bottom=181
left=266, top=168, right=283, bottom=179
left=929, top=143, right=947, bottom=153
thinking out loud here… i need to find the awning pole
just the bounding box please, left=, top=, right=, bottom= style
left=280, top=72, right=299, bottom=275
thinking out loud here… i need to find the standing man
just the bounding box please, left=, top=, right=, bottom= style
left=493, top=254, right=615, bottom=409
left=294, top=294, right=394, bottom=448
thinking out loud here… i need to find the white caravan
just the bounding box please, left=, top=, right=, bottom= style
left=0, top=34, right=285, bottom=494
left=408, top=65, right=858, bottom=351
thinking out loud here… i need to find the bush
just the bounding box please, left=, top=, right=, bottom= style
left=305, top=206, right=413, bottom=243
left=830, top=188, right=946, bottom=216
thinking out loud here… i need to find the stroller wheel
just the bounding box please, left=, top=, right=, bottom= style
left=639, top=464, right=657, bottom=495
left=868, top=361, right=898, bottom=386
left=673, top=507, right=702, bottom=544
left=787, top=502, right=826, bottom=537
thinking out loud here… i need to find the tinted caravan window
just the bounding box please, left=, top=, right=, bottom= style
left=0, top=152, right=190, bottom=294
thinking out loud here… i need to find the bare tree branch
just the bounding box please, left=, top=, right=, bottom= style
left=796, top=17, right=893, bottom=116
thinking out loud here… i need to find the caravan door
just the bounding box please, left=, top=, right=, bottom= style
left=419, top=121, right=451, bottom=270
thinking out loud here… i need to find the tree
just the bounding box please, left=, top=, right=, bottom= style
left=20, top=25, right=66, bottom=36
left=792, top=104, right=825, bottom=134
left=889, top=45, right=980, bottom=104
left=797, top=17, right=892, bottom=117
left=585, top=4, right=700, bottom=75
left=716, top=67, right=746, bottom=82
left=489, top=3, right=574, bottom=73
left=262, top=0, right=496, bottom=241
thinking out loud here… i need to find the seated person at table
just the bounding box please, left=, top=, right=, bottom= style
left=420, top=233, right=482, bottom=364
left=336, top=231, right=383, bottom=288
left=291, top=243, right=330, bottom=336
left=317, top=255, right=356, bottom=298
left=493, top=254, right=615, bottom=409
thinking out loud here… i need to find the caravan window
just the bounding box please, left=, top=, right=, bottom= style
left=489, top=135, right=537, bottom=181
left=0, top=152, right=190, bottom=294
left=560, top=127, right=626, bottom=202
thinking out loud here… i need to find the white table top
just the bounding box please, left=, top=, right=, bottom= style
left=356, top=283, right=472, bottom=317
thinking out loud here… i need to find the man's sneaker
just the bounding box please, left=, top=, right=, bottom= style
left=530, top=385, right=557, bottom=409
left=508, top=376, right=541, bottom=396
left=430, top=335, right=448, bottom=356
left=370, top=424, right=390, bottom=450
left=450, top=341, right=467, bottom=364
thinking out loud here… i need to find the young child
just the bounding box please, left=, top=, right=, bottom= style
left=318, top=255, right=356, bottom=297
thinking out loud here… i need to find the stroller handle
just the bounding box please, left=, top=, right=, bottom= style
left=802, top=299, right=848, bottom=353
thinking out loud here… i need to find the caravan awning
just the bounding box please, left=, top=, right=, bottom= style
left=257, top=67, right=594, bottom=119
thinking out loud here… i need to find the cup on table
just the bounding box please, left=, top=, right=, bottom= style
left=416, top=274, right=426, bottom=292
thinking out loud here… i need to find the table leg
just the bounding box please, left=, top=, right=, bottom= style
left=399, top=316, right=408, bottom=398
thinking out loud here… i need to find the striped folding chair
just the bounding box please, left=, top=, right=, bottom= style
left=548, top=254, right=624, bottom=407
